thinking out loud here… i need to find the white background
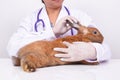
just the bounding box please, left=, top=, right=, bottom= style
left=0, top=0, right=120, bottom=58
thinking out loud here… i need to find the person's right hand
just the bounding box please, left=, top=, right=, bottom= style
left=54, top=41, right=97, bottom=62
left=53, top=16, right=78, bottom=37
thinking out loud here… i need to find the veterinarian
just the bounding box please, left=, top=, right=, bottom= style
left=7, top=0, right=111, bottom=63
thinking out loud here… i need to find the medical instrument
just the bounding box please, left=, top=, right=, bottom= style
left=66, top=19, right=80, bottom=30
left=34, top=6, right=74, bottom=35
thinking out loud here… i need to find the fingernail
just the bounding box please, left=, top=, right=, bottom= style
left=54, top=54, right=58, bottom=57
left=54, top=48, right=58, bottom=50
left=55, top=54, right=61, bottom=57
left=63, top=41, right=67, bottom=43
left=60, top=58, right=64, bottom=61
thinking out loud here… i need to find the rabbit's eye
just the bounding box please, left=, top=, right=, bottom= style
left=93, top=30, right=97, bottom=34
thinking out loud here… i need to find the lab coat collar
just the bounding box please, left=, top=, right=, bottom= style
left=41, top=5, right=70, bottom=26
left=39, top=6, right=51, bottom=30
left=56, top=5, right=70, bottom=24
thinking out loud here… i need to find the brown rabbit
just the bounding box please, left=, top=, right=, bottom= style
left=12, top=20, right=104, bottom=72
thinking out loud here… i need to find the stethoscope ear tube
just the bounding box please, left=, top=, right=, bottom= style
left=34, top=19, right=45, bottom=32
left=34, top=8, right=44, bottom=32
left=34, top=21, right=38, bottom=32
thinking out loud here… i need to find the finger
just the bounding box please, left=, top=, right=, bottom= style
left=71, top=17, right=79, bottom=24
left=63, top=41, right=72, bottom=47
left=66, top=18, right=74, bottom=24
left=72, top=41, right=84, bottom=44
left=67, top=16, right=79, bottom=24
left=54, top=48, right=68, bottom=53
left=65, top=18, right=74, bottom=27
left=60, top=58, right=75, bottom=62
left=54, top=54, right=70, bottom=58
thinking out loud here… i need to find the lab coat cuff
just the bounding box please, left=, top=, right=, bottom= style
left=85, top=43, right=105, bottom=63
left=91, top=43, right=105, bottom=62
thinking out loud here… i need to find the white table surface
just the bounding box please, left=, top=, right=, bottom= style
left=0, top=58, right=120, bottom=80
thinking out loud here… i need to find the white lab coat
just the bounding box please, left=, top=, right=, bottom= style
left=7, top=5, right=111, bottom=62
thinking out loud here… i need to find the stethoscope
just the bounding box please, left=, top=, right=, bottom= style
left=34, top=6, right=74, bottom=35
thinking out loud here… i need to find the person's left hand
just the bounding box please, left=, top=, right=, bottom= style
left=54, top=41, right=97, bottom=62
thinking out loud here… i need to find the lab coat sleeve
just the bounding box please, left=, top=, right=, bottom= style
left=92, top=42, right=111, bottom=62
left=7, top=14, right=56, bottom=57
left=85, top=42, right=112, bottom=63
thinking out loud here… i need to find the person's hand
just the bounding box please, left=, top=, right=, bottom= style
left=54, top=41, right=97, bottom=62
left=53, top=16, right=78, bottom=37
